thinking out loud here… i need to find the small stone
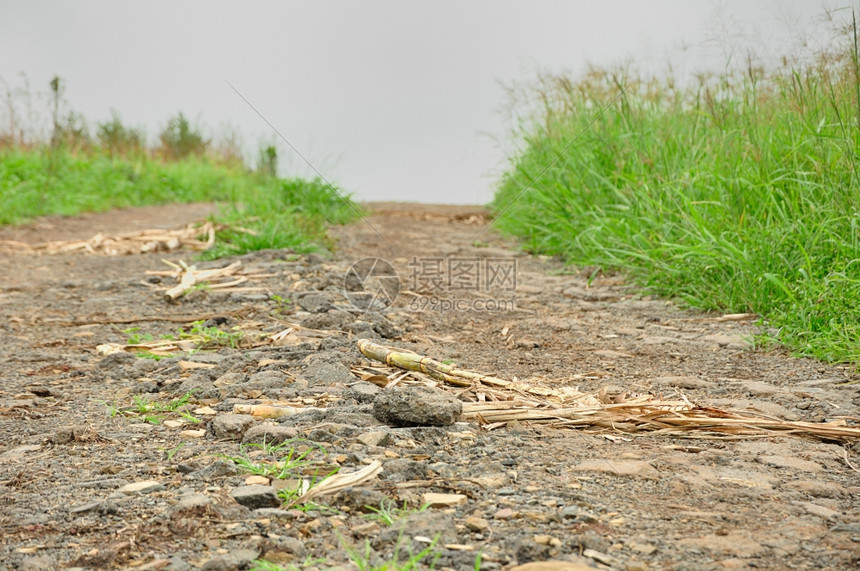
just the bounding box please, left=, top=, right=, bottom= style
left=209, top=413, right=255, bottom=439
left=422, top=492, right=467, bottom=507
left=357, top=431, right=392, bottom=447
left=628, top=542, right=657, bottom=555
left=193, top=406, right=218, bottom=415
left=344, top=381, right=381, bottom=403
left=163, top=420, right=184, bottom=428
left=464, top=516, right=490, bottom=532
left=302, top=361, right=356, bottom=387
left=173, top=493, right=214, bottom=512
left=119, top=480, right=164, bottom=495
left=186, top=460, right=239, bottom=481
left=69, top=500, right=117, bottom=515
left=180, top=429, right=206, bottom=438
left=230, top=484, right=280, bottom=509
left=200, top=548, right=261, bottom=571
left=494, top=508, right=518, bottom=520
left=241, top=424, right=299, bottom=446
left=245, top=475, right=270, bottom=485
left=651, top=376, right=714, bottom=389
left=373, top=385, right=462, bottom=426
left=534, top=534, right=562, bottom=547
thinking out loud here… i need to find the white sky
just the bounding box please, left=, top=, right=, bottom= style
left=0, top=0, right=836, bottom=204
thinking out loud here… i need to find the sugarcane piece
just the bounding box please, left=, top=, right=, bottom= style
left=163, top=259, right=242, bottom=301
left=357, top=340, right=513, bottom=388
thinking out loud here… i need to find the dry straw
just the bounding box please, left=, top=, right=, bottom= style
left=357, top=341, right=860, bottom=443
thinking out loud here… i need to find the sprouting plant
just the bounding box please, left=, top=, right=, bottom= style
left=179, top=410, right=201, bottom=424
left=341, top=533, right=440, bottom=571
left=124, top=326, right=155, bottom=345
left=180, top=320, right=245, bottom=349
left=223, top=439, right=332, bottom=480
left=270, top=294, right=294, bottom=318
left=158, top=442, right=186, bottom=461
left=363, top=499, right=431, bottom=527
left=113, top=390, right=200, bottom=424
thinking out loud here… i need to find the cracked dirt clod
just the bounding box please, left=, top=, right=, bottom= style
left=0, top=202, right=858, bottom=570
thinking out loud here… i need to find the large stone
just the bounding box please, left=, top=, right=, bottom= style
left=209, top=413, right=255, bottom=440
left=230, top=485, right=280, bottom=509
left=302, top=361, right=356, bottom=387
left=241, top=424, right=299, bottom=446
left=119, top=480, right=164, bottom=495
left=373, top=386, right=462, bottom=426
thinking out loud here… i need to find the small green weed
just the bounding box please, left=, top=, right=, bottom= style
left=343, top=534, right=440, bottom=571
left=363, top=499, right=430, bottom=527
left=108, top=390, right=200, bottom=425
left=158, top=442, right=186, bottom=462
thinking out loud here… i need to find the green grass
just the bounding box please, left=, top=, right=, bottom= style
left=492, top=15, right=860, bottom=364
left=0, top=148, right=357, bottom=254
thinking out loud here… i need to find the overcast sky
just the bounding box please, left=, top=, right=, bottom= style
left=0, top=1, right=836, bottom=204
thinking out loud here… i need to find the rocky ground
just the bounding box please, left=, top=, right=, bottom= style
left=0, top=202, right=858, bottom=571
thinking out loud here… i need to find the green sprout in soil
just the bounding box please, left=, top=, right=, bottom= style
left=363, top=499, right=431, bottom=527
left=343, top=533, right=441, bottom=571
left=107, top=390, right=200, bottom=425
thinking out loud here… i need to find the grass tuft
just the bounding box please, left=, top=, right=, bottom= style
left=492, top=11, right=860, bottom=365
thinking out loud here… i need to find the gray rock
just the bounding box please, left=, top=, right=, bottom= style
left=210, top=413, right=255, bottom=440
left=177, top=378, right=218, bottom=400
left=171, top=493, right=214, bottom=514
left=344, top=381, right=381, bottom=403
left=298, top=292, right=334, bottom=313
left=247, top=370, right=288, bottom=386
left=242, top=424, right=299, bottom=446
left=383, top=458, right=429, bottom=481
left=652, top=376, right=714, bottom=390
left=98, top=351, right=137, bottom=369
left=200, top=548, right=261, bottom=571
left=303, top=361, right=356, bottom=387
left=332, top=487, right=388, bottom=511
left=373, top=386, right=462, bottom=426
left=69, top=500, right=118, bottom=515
left=230, top=485, right=281, bottom=509
left=119, top=480, right=165, bottom=495
left=357, top=430, right=392, bottom=447
left=186, top=459, right=239, bottom=481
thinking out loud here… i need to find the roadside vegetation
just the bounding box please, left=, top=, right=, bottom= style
left=492, top=11, right=860, bottom=364
left=0, top=75, right=356, bottom=253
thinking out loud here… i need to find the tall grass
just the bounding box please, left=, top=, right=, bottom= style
left=0, top=75, right=357, bottom=253
left=492, top=14, right=860, bottom=363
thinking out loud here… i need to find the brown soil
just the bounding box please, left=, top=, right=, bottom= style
left=0, top=203, right=858, bottom=571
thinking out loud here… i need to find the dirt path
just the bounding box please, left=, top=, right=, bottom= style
left=0, top=203, right=858, bottom=570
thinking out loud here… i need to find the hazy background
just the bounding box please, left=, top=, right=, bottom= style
left=0, top=1, right=836, bottom=204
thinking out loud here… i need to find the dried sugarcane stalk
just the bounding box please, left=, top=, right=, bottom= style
left=163, top=260, right=242, bottom=301
left=357, top=340, right=510, bottom=388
